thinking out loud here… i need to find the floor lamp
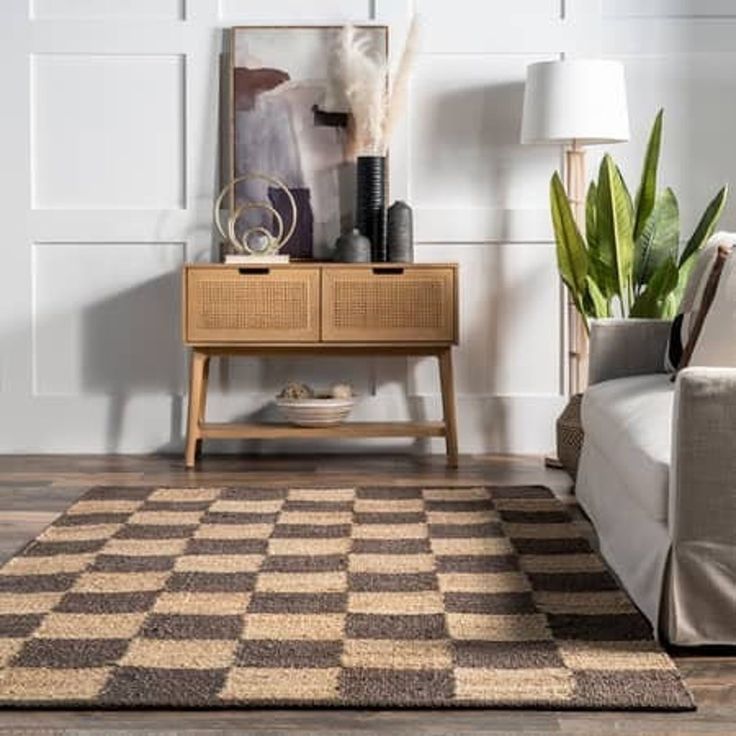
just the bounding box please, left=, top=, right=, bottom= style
left=521, top=59, right=629, bottom=395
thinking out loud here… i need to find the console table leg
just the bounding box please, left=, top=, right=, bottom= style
left=438, top=348, right=459, bottom=468
left=185, top=350, right=208, bottom=468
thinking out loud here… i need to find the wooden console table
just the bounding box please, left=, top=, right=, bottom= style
left=182, top=263, right=459, bottom=468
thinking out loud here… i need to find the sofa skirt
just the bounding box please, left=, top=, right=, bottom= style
left=575, top=439, right=671, bottom=638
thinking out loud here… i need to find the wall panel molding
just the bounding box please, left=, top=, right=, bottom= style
left=603, top=0, right=736, bottom=18
left=31, top=53, right=186, bottom=210
left=30, top=0, right=184, bottom=21
left=218, top=0, right=372, bottom=22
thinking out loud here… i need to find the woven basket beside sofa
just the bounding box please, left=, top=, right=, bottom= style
left=556, top=393, right=584, bottom=479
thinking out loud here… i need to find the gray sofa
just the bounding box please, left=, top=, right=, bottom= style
left=575, top=319, right=736, bottom=646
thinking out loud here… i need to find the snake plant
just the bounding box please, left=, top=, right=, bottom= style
left=550, top=109, right=728, bottom=331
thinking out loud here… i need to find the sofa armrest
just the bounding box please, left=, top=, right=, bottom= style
left=588, top=319, right=671, bottom=385
left=666, top=367, right=736, bottom=644
left=671, top=366, right=736, bottom=535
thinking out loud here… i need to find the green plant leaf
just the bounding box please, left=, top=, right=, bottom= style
left=586, top=181, right=598, bottom=252
left=586, top=182, right=617, bottom=300
left=630, top=256, right=679, bottom=318
left=585, top=275, right=610, bottom=319
left=617, top=164, right=635, bottom=224
left=669, top=248, right=699, bottom=312
left=597, top=154, right=635, bottom=313
left=679, top=185, right=728, bottom=266
left=634, top=187, right=679, bottom=291
left=550, top=172, right=589, bottom=322
left=661, top=291, right=679, bottom=320
left=633, top=108, right=664, bottom=242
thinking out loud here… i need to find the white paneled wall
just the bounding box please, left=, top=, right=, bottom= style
left=32, top=54, right=185, bottom=209
left=1, top=0, right=734, bottom=454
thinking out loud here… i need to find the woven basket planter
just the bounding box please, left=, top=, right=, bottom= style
left=556, top=393, right=584, bottom=479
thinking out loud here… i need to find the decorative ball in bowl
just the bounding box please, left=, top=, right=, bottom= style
left=275, top=383, right=356, bottom=427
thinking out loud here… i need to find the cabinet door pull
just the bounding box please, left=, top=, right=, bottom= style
left=238, top=267, right=271, bottom=275
left=372, top=267, right=404, bottom=275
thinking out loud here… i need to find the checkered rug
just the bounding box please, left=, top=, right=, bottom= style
left=0, top=485, right=693, bottom=709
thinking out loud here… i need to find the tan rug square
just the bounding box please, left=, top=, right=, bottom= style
left=287, top=489, right=354, bottom=502
left=122, top=639, right=237, bottom=669
left=520, top=553, right=605, bottom=573
left=67, top=500, right=143, bottom=515
left=267, top=538, right=350, bottom=556
left=101, top=539, right=187, bottom=556
left=349, top=554, right=435, bottom=573
left=35, top=613, right=145, bottom=639
left=438, top=572, right=531, bottom=593
left=149, top=488, right=220, bottom=502
left=195, top=524, right=273, bottom=540
left=174, top=555, right=263, bottom=573
left=559, top=641, right=675, bottom=671
left=73, top=572, right=169, bottom=593
left=0, top=593, right=64, bottom=615
left=128, top=511, right=202, bottom=526
left=342, top=639, right=452, bottom=670
left=352, top=523, right=428, bottom=540
left=447, top=614, right=552, bottom=641
left=455, top=668, right=574, bottom=703
left=423, top=488, right=488, bottom=501
left=153, top=592, right=251, bottom=615
left=0, top=667, right=110, bottom=701
left=431, top=538, right=513, bottom=556
left=348, top=591, right=444, bottom=615
left=243, top=614, right=345, bottom=641
left=0, top=554, right=94, bottom=575
left=39, top=524, right=122, bottom=542
left=222, top=667, right=340, bottom=701
left=255, top=572, right=347, bottom=593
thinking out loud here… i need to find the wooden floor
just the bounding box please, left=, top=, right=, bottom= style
left=0, top=453, right=733, bottom=735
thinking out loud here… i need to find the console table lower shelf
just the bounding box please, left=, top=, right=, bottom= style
left=184, top=346, right=459, bottom=468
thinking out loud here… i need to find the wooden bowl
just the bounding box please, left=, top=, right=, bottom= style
left=275, top=395, right=356, bottom=427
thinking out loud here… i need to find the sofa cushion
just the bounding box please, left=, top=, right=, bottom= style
left=581, top=374, right=674, bottom=523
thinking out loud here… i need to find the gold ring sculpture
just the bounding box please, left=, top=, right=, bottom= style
left=213, top=173, right=297, bottom=256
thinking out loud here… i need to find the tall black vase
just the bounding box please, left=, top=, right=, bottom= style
left=355, top=155, right=387, bottom=262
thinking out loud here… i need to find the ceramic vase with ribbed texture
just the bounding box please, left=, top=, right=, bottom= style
left=355, top=155, right=387, bottom=261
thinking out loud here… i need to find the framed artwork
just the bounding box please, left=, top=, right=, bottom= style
left=229, top=25, right=388, bottom=259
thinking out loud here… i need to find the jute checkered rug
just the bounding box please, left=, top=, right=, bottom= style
left=0, top=485, right=693, bottom=710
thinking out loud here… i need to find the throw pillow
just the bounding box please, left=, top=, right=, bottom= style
left=665, top=233, right=736, bottom=372
left=677, top=244, right=732, bottom=370
left=688, top=244, right=736, bottom=367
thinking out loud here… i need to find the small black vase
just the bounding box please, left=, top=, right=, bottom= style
left=355, top=155, right=387, bottom=261
left=334, top=228, right=372, bottom=262
left=387, top=200, right=414, bottom=262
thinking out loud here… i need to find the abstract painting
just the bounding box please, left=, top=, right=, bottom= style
left=229, top=26, right=388, bottom=259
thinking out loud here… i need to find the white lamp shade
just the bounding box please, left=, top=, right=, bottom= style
left=521, top=59, right=630, bottom=145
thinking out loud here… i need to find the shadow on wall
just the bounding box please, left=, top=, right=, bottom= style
left=411, top=80, right=532, bottom=451
left=417, top=79, right=526, bottom=209
left=81, top=271, right=185, bottom=451
left=73, top=79, right=533, bottom=455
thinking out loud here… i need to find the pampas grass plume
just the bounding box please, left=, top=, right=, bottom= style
left=336, top=17, right=419, bottom=156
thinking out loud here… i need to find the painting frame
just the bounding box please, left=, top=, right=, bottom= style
left=226, top=24, right=389, bottom=261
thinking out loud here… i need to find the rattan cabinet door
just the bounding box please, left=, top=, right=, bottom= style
left=322, top=266, right=456, bottom=342
left=186, top=267, right=320, bottom=343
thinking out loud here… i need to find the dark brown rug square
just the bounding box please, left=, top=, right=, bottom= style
left=0, top=485, right=694, bottom=710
